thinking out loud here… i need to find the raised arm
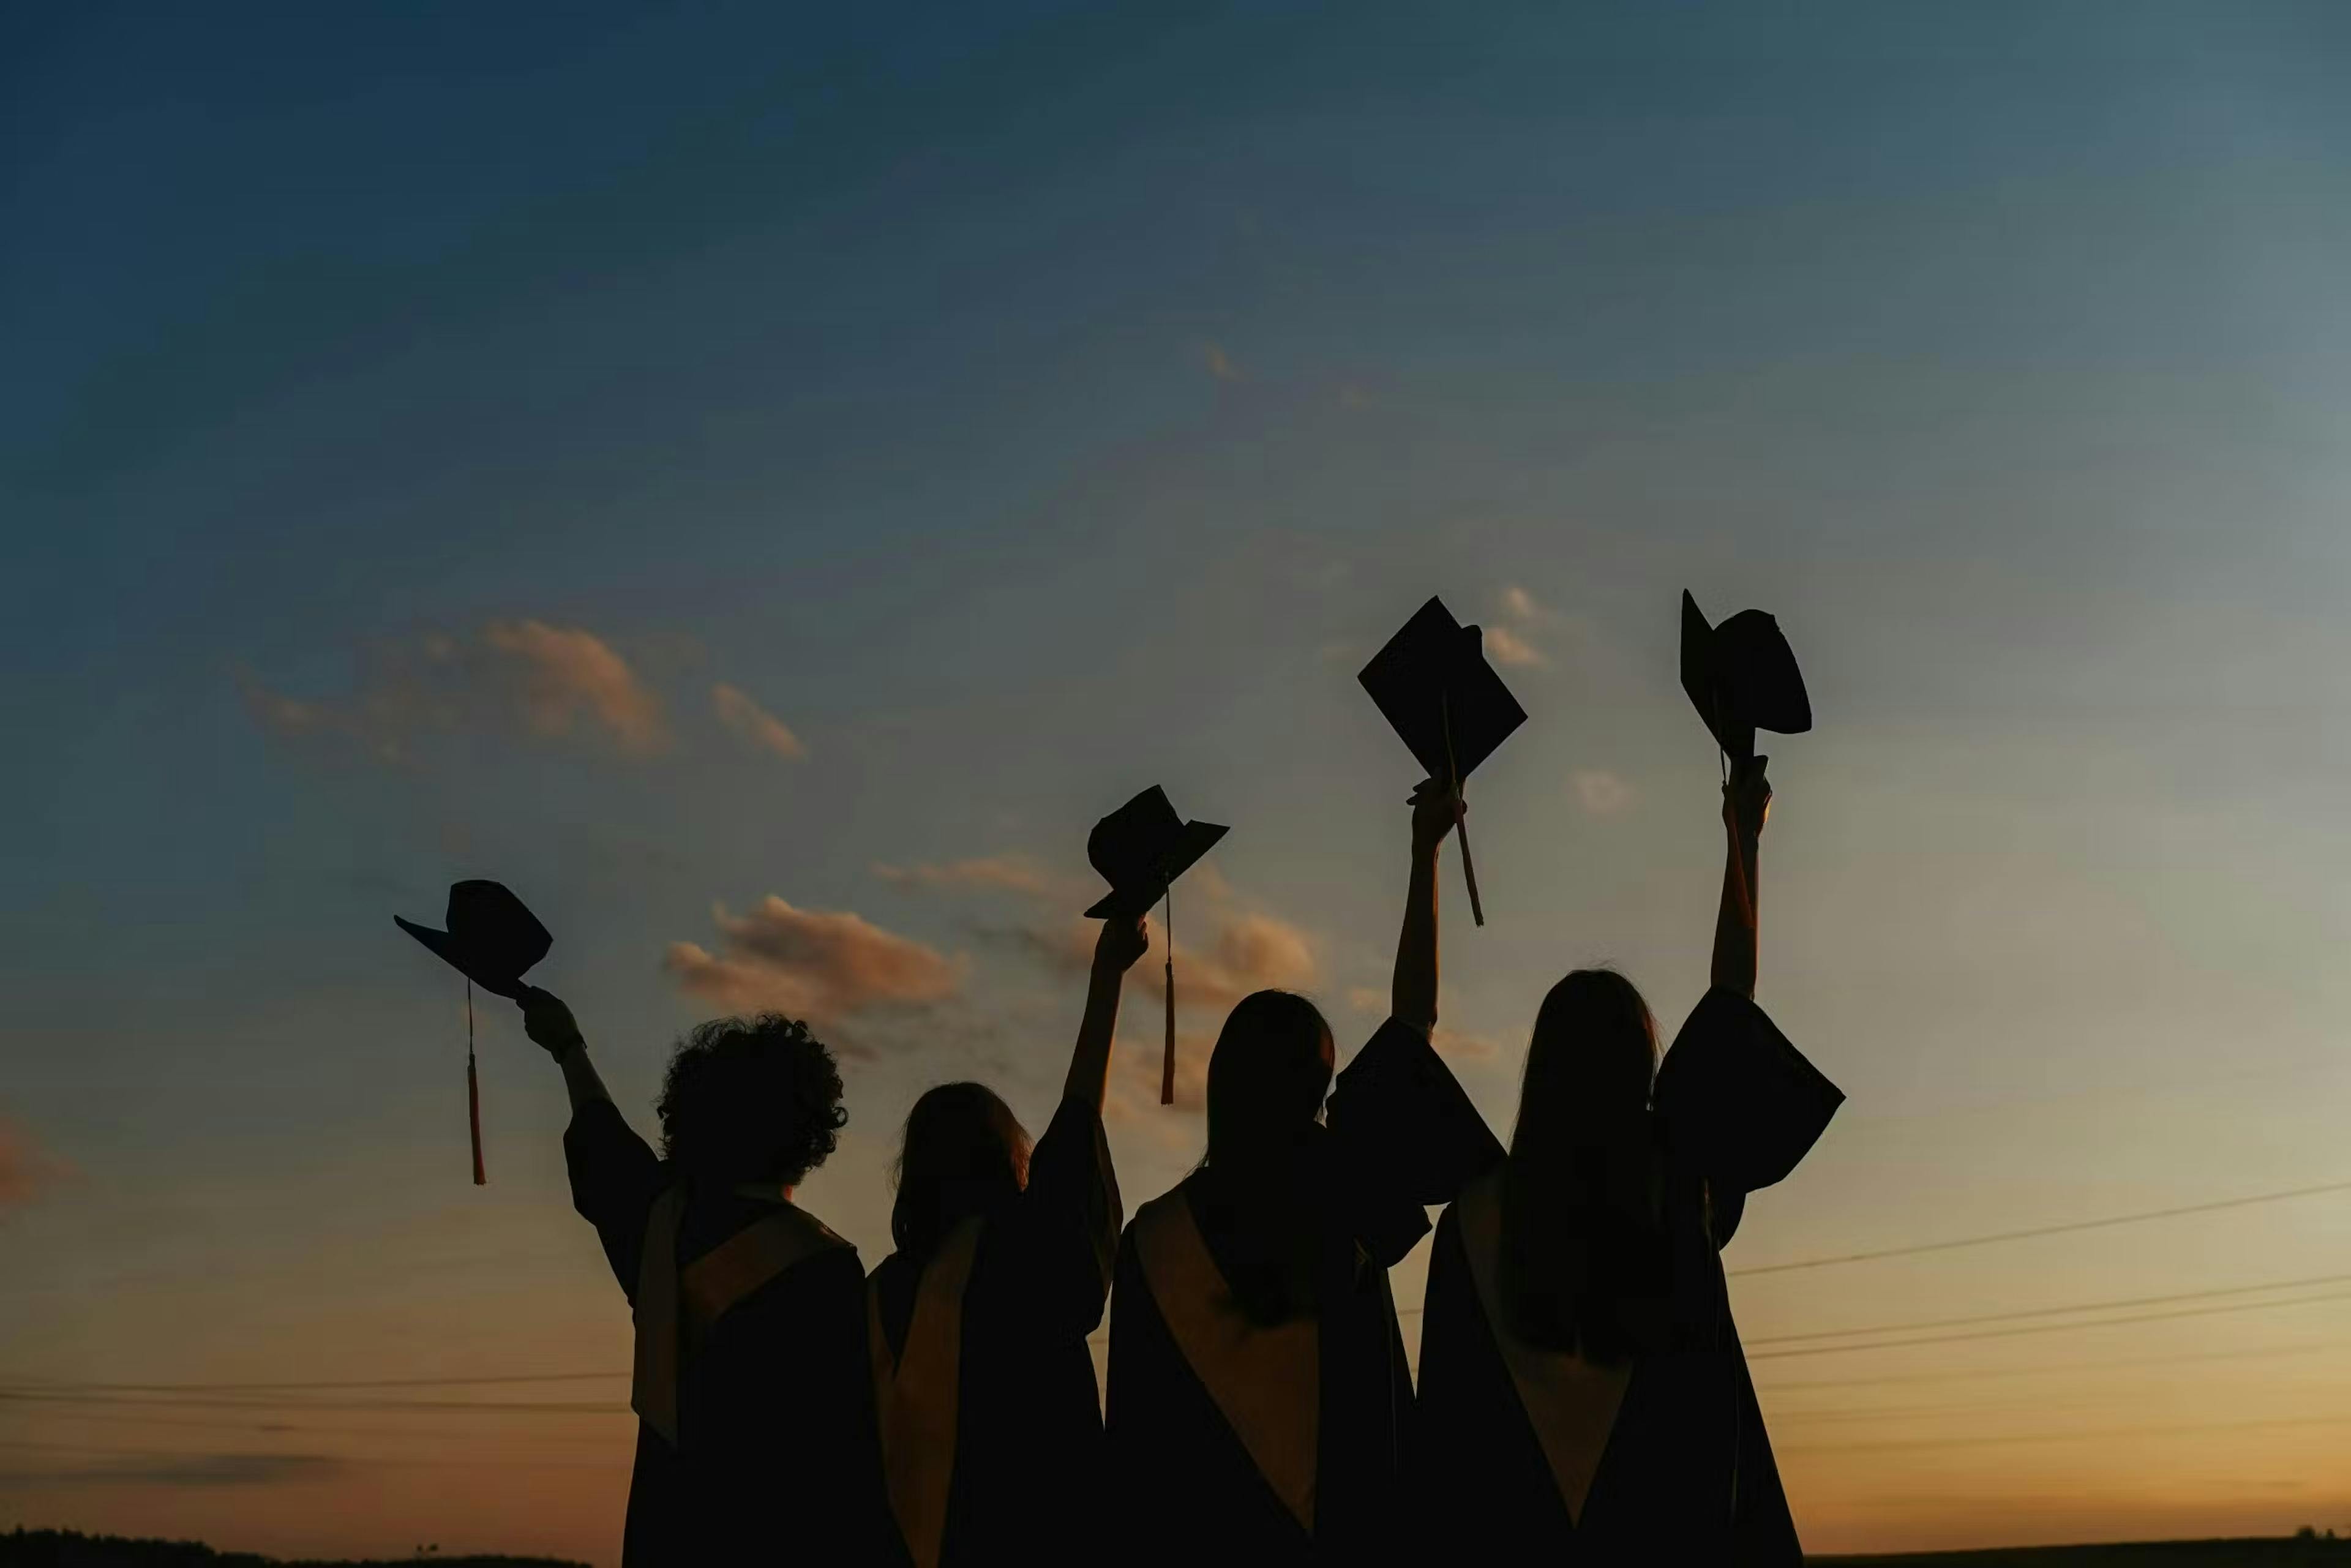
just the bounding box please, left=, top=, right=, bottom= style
left=1709, top=756, right=1771, bottom=999
left=1391, top=778, right=1460, bottom=1033
left=520, top=987, right=612, bottom=1112
left=1064, top=913, right=1149, bottom=1112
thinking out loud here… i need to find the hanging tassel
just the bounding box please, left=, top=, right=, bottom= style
left=1160, top=886, right=1177, bottom=1107
left=467, top=980, right=486, bottom=1187
left=1441, top=694, right=1486, bottom=927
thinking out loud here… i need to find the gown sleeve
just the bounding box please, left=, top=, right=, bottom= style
left=1654, top=988, right=1843, bottom=1245
left=1003, top=1093, right=1123, bottom=1340
left=563, top=1097, right=667, bottom=1299
left=1324, top=1016, right=1508, bottom=1267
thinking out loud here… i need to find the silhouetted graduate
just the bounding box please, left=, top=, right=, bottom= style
left=1414, top=701, right=1842, bottom=1559
left=863, top=889, right=1151, bottom=1568
left=518, top=989, right=902, bottom=1567
left=1105, top=778, right=1501, bottom=1568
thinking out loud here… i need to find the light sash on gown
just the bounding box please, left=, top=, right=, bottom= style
left=1453, top=1166, right=1634, bottom=1526
left=867, top=1215, right=986, bottom=1568
left=630, top=1185, right=849, bottom=1447
left=1130, top=1188, right=1319, bottom=1534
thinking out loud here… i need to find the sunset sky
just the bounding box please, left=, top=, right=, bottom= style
left=7, top=2, right=2351, bottom=1561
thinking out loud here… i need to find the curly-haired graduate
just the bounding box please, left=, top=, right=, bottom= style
left=520, top=996, right=902, bottom=1566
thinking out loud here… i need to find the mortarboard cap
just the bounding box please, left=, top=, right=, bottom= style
left=1084, top=787, right=1228, bottom=1107
left=1679, top=591, right=1812, bottom=764
left=1083, top=787, right=1228, bottom=920
left=1359, top=596, right=1526, bottom=926
left=394, top=880, right=552, bottom=1188
left=1358, top=596, right=1528, bottom=786
left=395, top=880, right=552, bottom=1001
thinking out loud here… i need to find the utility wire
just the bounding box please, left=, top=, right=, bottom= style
left=1780, top=1410, right=2351, bottom=1456
left=1749, top=1288, right=2351, bottom=1360
left=1753, top=1339, right=2345, bottom=1394
left=1731, top=1178, right=2351, bottom=1277
left=0, top=1370, right=623, bottom=1395
left=1745, top=1270, right=2351, bottom=1345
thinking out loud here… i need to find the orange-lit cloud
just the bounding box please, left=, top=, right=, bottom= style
left=873, top=855, right=1054, bottom=897
left=482, top=621, right=666, bottom=754
left=1499, top=584, right=1542, bottom=622
left=1571, top=767, right=1637, bottom=816
left=1202, top=342, right=1242, bottom=381
left=241, top=620, right=666, bottom=761
left=710, top=681, right=805, bottom=760
left=1485, top=624, right=1546, bottom=668
left=1343, top=986, right=1502, bottom=1060
left=664, top=896, right=961, bottom=1024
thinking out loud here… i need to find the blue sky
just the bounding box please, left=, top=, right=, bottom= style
left=6, top=2, right=2351, bottom=1558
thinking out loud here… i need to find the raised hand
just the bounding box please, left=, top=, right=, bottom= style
left=1723, top=755, right=1772, bottom=842
left=1409, top=776, right=1463, bottom=858
left=518, top=986, right=585, bottom=1058
left=1095, top=912, right=1151, bottom=975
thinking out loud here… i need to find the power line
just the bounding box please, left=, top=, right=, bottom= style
left=0, top=1390, right=629, bottom=1416
left=1744, top=1271, right=2351, bottom=1345
left=0, top=1370, right=624, bottom=1395
left=1753, top=1340, right=2345, bottom=1394
left=1731, top=1178, right=2351, bottom=1277
left=1749, top=1288, right=2351, bottom=1360
left=1779, top=1411, right=2351, bottom=1456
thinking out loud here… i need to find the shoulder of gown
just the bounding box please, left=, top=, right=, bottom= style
left=1654, top=988, right=1843, bottom=1245
left=1324, top=1016, right=1507, bottom=1266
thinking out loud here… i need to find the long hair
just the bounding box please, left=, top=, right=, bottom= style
left=891, top=1081, right=1032, bottom=1260
left=1198, top=989, right=1335, bottom=1324
left=655, top=1014, right=847, bottom=1187
left=1498, top=969, right=1670, bottom=1361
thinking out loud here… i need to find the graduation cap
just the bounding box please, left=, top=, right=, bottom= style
left=394, top=880, right=552, bottom=1185
left=1085, top=787, right=1228, bottom=1106
left=1358, top=596, right=1528, bottom=926
left=1679, top=591, right=1812, bottom=768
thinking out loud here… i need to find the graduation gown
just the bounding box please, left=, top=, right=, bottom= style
left=1104, top=1017, right=1502, bottom=1568
left=566, top=1099, right=902, bottom=1567
left=1413, top=989, right=1843, bottom=1563
left=865, top=1095, right=1122, bottom=1568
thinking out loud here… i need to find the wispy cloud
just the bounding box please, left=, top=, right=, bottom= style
left=1341, top=988, right=1501, bottom=1060
left=1202, top=342, right=1242, bottom=381
left=1484, top=624, right=1547, bottom=668
left=665, top=896, right=962, bottom=1027
left=1571, top=768, right=1637, bottom=816
left=874, top=856, right=1054, bottom=897
left=241, top=620, right=667, bottom=761
left=711, top=681, right=806, bottom=760
left=482, top=620, right=667, bottom=754
left=0, top=1119, right=61, bottom=1215
left=0, top=1452, right=348, bottom=1489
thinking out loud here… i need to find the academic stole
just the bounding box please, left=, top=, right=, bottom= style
left=631, top=1187, right=848, bottom=1446
left=1452, top=1168, right=1633, bottom=1526
left=1130, top=1190, right=1319, bottom=1534
left=867, top=1217, right=984, bottom=1568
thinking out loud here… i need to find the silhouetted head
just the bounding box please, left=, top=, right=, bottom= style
left=656, top=1014, right=847, bottom=1188
left=1204, top=989, right=1335, bottom=1174
left=1511, top=969, right=1659, bottom=1150
left=891, top=1081, right=1032, bottom=1259
left=1499, top=969, right=1670, bottom=1360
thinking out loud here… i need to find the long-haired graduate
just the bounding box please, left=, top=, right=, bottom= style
left=863, top=906, right=1149, bottom=1568
left=517, top=991, right=902, bottom=1566
left=1104, top=779, right=1503, bottom=1567
left=1412, top=756, right=1844, bottom=1561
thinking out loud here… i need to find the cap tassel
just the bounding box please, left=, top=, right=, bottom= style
left=1160, top=885, right=1177, bottom=1107
left=1440, top=694, right=1486, bottom=927
left=467, top=981, right=486, bottom=1186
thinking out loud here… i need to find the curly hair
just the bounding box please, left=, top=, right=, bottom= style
left=655, top=1014, right=847, bottom=1187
